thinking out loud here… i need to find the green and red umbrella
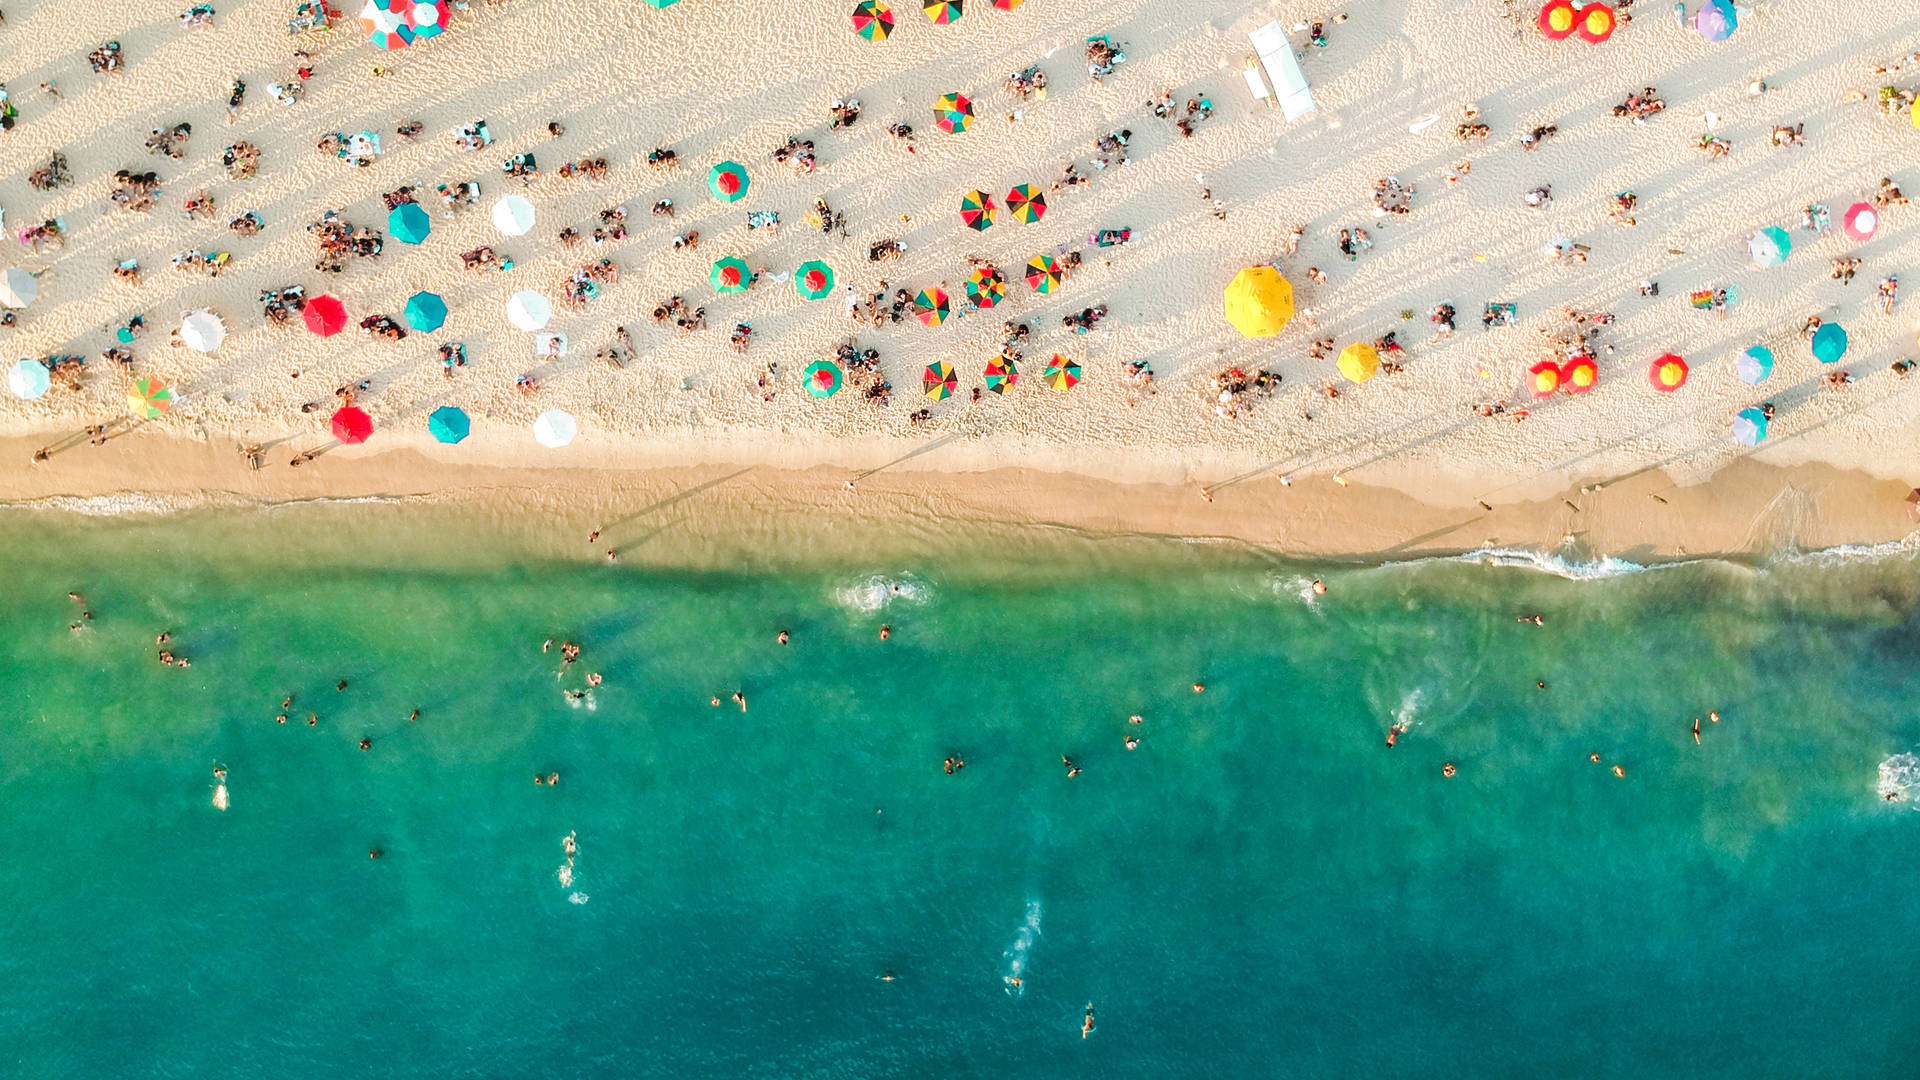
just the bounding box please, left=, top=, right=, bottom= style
left=796, top=260, right=835, bottom=299
left=711, top=256, right=751, bottom=294
left=1043, top=354, right=1081, bottom=391
left=965, top=266, right=1005, bottom=308
left=924, top=361, right=958, bottom=400
left=708, top=160, right=750, bottom=202
left=934, top=92, right=973, bottom=134
left=984, top=356, right=1017, bottom=393
left=924, top=0, right=962, bottom=24
left=1006, top=183, right=1045, bottom=223
left=1025, top=254, right=1062, bottom=294
left=852, top=0, right=894, bottom=39
left=913, top=287, right=951, bottom=326
left=128, top=376, right=175, bottom=418
left=804, top=359, right=843, bottom=397
left=959, top=189, right=996, bottom=230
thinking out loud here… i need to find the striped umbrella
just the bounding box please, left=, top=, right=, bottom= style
left=1736, top=345, right=1774, bottom=385
left=129, top=376, right=175, bottom=418
left=804, top=360, right=843, bottom=398
left=1042, top=354, right=1081, bottom=391
left=924, top=361, right=957, bottom=400
left=427, top=405, right=470, bottom=444
left=1006, top=183, right=1046, bottom=223
left=1748, top=226, right=1790, bottom=267
left=796, top=260, right=835, bottom=300
left=984, top=356, right=1017, bottom=393
left=1732, top=406, right=1767, bottom=446
left=965, top=266, right=1005, bottom=308
left=913, top=287, right=951, bottom=326
left=934, top=93, right=973, bottom=134
left=1649, top=353, right=1688, bottom=392
left=924, top=0, right=961, bottom=24
left=359, top=0, right=415, bottom=50
left=709, top=161, right=750, bottom=203
left=960, top=189, right=996, bottom=230
left=403, top=291, right=447, bottom=332
left=711, top=256, right=750, bottom=294
left=331, top=405, right=373, bottom=444
left=852, top=0, right=894, bottom=40
left=1024, top=254, right=1061, bottom=294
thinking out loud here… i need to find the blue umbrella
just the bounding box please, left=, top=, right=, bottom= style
left=1732, top=407, right=1767, bottom=446
left=1695, top=0, right=1736, bottom=41
left=404, top=291, right=448, bottom=332
left=1735, top=345, right=1773, bottom=385
left=1811, top=322, right=1848, bottom=363
left=1747, top=226, right=1789, bottom=268
left=427, top=406, right=470, bottom=444
left=390, top=202, right=431, bottom=245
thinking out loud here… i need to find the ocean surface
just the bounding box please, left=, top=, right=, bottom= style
left=2, top=505, right=1919, bottom=1078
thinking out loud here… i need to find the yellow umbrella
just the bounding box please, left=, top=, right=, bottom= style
left=1911, top=96, right=1920, bottom=130
left=1222, top=266, right=1293, bottom=338
left=1337, top=343, right=1379, bottom=384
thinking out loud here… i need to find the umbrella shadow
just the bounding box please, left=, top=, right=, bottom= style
left=598, top=466, right=757, bottom=539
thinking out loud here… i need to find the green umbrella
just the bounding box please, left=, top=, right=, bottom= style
left=709, top=161, right=750, bottom=203
left=428, top=405, right=470, bottom=444
left=804, top=359, right=843, bottom=397
left=389, top=202, right=431, bottom=245
left=711, top=256, right=751, bottom=293
left=796, top=260, right=835, bottom=299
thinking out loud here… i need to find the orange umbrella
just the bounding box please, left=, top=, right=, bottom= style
left=1537, top=0, right=1577, bottom=38
left=1561, top=354, right=1598, bottom=394
left=1648, top=353, right=1687, bottom=392
left=1528, top=360, right=1561, bottom=398
left=1574, top=2, right=1614, bottom=43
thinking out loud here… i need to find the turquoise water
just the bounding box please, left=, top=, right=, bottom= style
left=2, top=509, right=1919, bottom=1078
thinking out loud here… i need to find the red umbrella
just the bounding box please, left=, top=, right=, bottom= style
left=1561, top=354, right=1598, bottom=394
left=1527, top=360, right=1561, bottom=398
left=330, top=405, right=374, bottom=444
left=304, top=294, right=347, bottom=337
left=1648, top=353, right=1688, bottom=392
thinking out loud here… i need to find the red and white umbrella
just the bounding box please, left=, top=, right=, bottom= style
left=1842, top=202, right=1878, bottom=243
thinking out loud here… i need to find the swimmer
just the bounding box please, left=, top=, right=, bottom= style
left=308, top=713, right=318, bottom=726
left=563, top=831, right=578, bottom=857
left=359, top=737, right=371, bottom=751
left=1124, top=735, right=1139, bottom=750
left=68, top=591, right=84, bottom=604
left=1082, top=1003, right=1096, bottom=1039
left=1312, top=579, right=1327, bottom=596
left=156, top=631, right=171, bottom=644
left=1192, top=682, right=1205, bottom=693
left=587, top=672, right=603, bottom=687
left=1386, top=721, right=1407, bottom=747
left=1062, top=755, right=1081, bottom=778
left=878, top=624, right=892, bottom=641
left=606, top=548, right=618, bottom=562
left=1518, top=614, right=1544, bottom=626
left=732, top=690, right=747, bottom=712
left=1589, top=752, right=1601, bottom=763
left=336, top=679, right=349, bottom=691
left=368, top=847, right=383, bottom=859
left=1612, top=764, right=1625, bottom=778
left=1692, top=717, right=1701, bottom=744
left=535, top=774, right=546, bottom=785
left=1129, top=714, right=1143, bottom=724
left=587, top=529, right=600, bottom=543
left=1005, top=975, right=1022, bottom=994
left=408, top=709, right=419, bottom=721
left=212, top=764, right=227, bottom=780
left=879, top=971, right=898, bottom=982
left=158, top=650, right=175, bottom=665
left=943, top=755, right=964, bottom=775
left=276, top=714, right=287, bottom=724
left=1537, top=680, right=1547, bottom=690
left=710, top=696, right=722, bottom=707
left=1441, top=762, right=1456, bottom=778
left=542, top=638, right=552, bottom=653
left=777, top=630, right=790, bottom=645
left=282, top=695, right=293, bottom=709
left=1708, top=711, right=1720, bottom=723
left=546, top=772, right=559, bottom=785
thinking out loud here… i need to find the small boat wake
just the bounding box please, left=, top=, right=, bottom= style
left=1002, top=899, right=1042, bottom=996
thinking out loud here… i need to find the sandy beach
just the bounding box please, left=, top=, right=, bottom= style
left=3, top=0, right=1919, bottom=553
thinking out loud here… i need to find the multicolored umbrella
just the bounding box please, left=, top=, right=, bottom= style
left=1736, top=345, right=1774, bottom=385
left=934, top=93, right=973, bottom=134
left=1042, top=354, right=1081, bottom=390
left=359, top=0, right=415, bottom=50
left=710, top=256, right=751, bottom=294
left=1843, top=202, right=1878, bottom=242
left=1562, top=354, right=1598, bottom=393
left=1528, top=360, right=1562, bottom=398
left=1574, top=2, right=1614, bottom=43
left=913, top=287, right=951, bottom=326
left=0, top=267, right=36, bottom=308
left=427, top=405, right=470, bottom=444
left=1811, top=322, right=1848, bottom=363
left=796, top=260, right=835, bottom=300
left=709, top=161, right=750, bottom=203
left=924, top=361, right=957, bottom=400
left=304, top=294, right=347, bottom=336
left=965, top=266, right=1005, bottom=308
left=1537, top=0, right=1577, bottom=38
left=403, top=291, right=447, bottom=332
left=852, top=0, right=894, bottom=40
left=1006, top=183, right=1046, bottom=223
left=331, top=405, right=373, bottom=444
left=533, top=409, right=576, bottom=448
left=1732, top=406, right=1767, bottom=446
left=389, top=201, right=431, bottom=244
left=9, top=359, right=51, bottom=400
left=924, top=0, right=962, bottom=24
left=1222, top=266, right=1293, bottom=338
left=984, top=357, right=1017, bottom=393
left=410, top=0, right=452, bottom=38
left=960, top=189, right=997, bottom=230
left=804, top=360, right=843, bottom=397
left=1748, top=226, right=1790, bottom=267
left=1694, top=0, right=1735, bottom=41
left=1025, top=254, right=1062, bottom=294
left=129, top=376, right=175, bottom=418
left=1649, top=353, right=1688, bottom=392
left=992, top=0, right=1023, bottom=8
left=1339, top=343, right=1380, bottom=385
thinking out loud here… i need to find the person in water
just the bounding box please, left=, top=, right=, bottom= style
left=1441, top=762, right=1456, bottom=778
left=878, top=625, right=892, bottom=641
left=776, top=630, right=790, bottom=644
left=1062, top=755, right=1081, bottom=778
left=359, top=737, right=371, bottom=751
left=731, top=690, right=747, bottom=712
left=1082, top=1003, right=1096, bottom=1039
left=1385, top=721, right=1408, bottom=747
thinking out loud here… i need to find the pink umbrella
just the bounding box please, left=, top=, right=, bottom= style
left=1842, top=202, right=1878, bottom=242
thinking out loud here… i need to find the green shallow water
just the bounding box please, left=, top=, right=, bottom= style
left=1, top=507, right=1918, bottom=1078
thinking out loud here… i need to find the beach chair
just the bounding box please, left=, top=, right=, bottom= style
left=1248, top=20, right=1316, bottom=121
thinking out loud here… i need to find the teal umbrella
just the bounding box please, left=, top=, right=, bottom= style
left=1732, top=407, right=1767, bottom=446
left=1747, top=226, right=1789, bottom=267
left=428, top=405, right=470, bottom=444
left=404, top=291, right=447, bottom=332
left=643, top=0, right=680, bottom=6
left=1735, top=345, right=1773, bottom=385
left=390, top=202, right=431, bottom=245
left=1811, top=322, right=1848, bottom=363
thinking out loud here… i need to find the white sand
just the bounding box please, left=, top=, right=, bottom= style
left=2, top=0, right=1917, bottom=511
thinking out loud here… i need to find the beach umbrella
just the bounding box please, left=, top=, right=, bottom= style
left=1042, top=354, right=1081, bottom=390
left=1537, top=0, right=1577, bottom=38
left=506, top=290, right=552, bottom=331
left=1006, top=183, right=1046, bottom=223
left=406, top=0, right=452, bottom=39
left=1748, top=226, right=1790, bottom=267
left=330, top=405, right=373, bottom=444
left=796, top=260, right=835, bottom=300
left=8, top=359, right=50, bottom=400
left=1842, top=202, right=1878, bottom=242
left=533, top=409, right=577, bottom=448
left=965, top=266, right=1005, bottom=308
left=1732, top=406, right=1767, bottom=446
left=129, top=376, right=175, bottom=418
left=1574, top=3, right=1614, bottom=43
left=180, top=309, right=226, bottom=353
left=427, top=405, right=469, bottom=444
left=389, top=201, right=431, bottom=245
left=1694, top=0, right=1736, bottom=41
left=642, top=0, right=680, bottom=7
left=992, top=0, right=1023, bottom=8
left=924, top=0, right=961, bottom=24
left=1562, top=354, right=1598, bottom=393
left=1649, top=353, right=1688, bottom=392
left=1222, top=266, right=1294, bottom=338
left=960, top=189, right=997, bottom=230
left=1811, top=322, right=1848, bottom=363
left=913, top=287, right=951, bottom=326
left=710, top=256, right=751, bottom=294
left=934, top=93, right=974, bottom=134
left=1911, top=97, right=1920, bottom=131
left=803, top=359, right=842, bottom=398
left=1736, top=345, right=1774, bottom=385
left=1339, top=343, right=1380, bottom=385
left=709, top=161, right=750, bottom=203
left=924, top=361, right=958, bottom=400
left=491, top=194, right=536, bottom=236
left=0, top=267, right=36, bottom=308
left=403, top=291, right=447, bottom=332
left=1025, top=254, right=1062, bottom=294
left=852, top=0, right=894, bottom=39
left=984, top=357, right=1017, bottom=393
left=359, top=0, right=415, bottom=50
left=304, top=293, right=347, bottom=336
left=1526, top=360, right=1562, bottom=397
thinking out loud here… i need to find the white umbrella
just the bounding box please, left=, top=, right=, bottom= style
left=180, top=309, right=227, bottom=353
left=533, top=409, right=577, bottom=448
left=0, top=267, right=37, bottom=308
left=7, top=358, right=50, bottom=400
left=492, top=194, right=536, bottom=237
left=506, top=290, right=552, bottom=331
